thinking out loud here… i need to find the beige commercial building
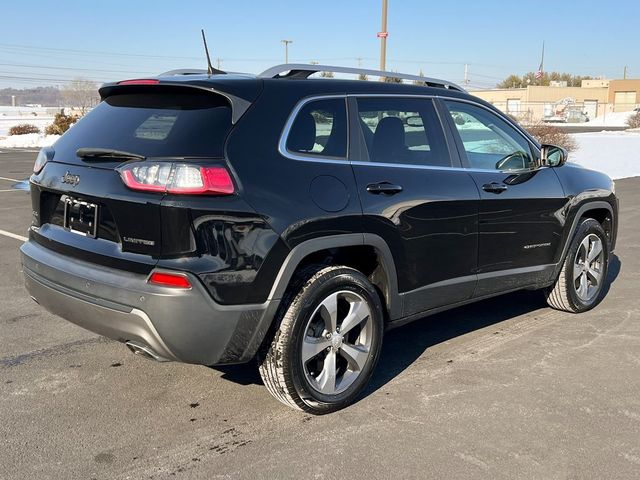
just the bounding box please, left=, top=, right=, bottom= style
left=471, top=78, right=640, bottom=123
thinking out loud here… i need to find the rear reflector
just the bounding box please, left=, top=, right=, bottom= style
left=117, top=163, right=234, bottom=195
left=148, top=272, right=191, bottom=288
left=117, top=79, right=160, bottom=85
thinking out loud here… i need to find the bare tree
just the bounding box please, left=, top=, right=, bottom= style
left=61, top=78, right=99, bottom=115
left=412, top=69, right=427, bottom=86
left=383, top=74, right=402, bottom=83
left=358, top=73, right=368, bottom=81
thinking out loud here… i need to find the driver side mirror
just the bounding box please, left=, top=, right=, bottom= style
left=541, top=144, right=568, bottom=167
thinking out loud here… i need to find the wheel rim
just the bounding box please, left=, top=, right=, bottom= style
left=301, top=290, right=373, bottom=396
left=573, top=233, right=605, bottom=302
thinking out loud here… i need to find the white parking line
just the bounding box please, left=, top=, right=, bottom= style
left=0, top=176, right=22, bottom=182
left=0, top=228, right=27, bottom=242
left=0, top=189, right=25, bottom=192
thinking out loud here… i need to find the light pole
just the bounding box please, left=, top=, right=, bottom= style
left=379, top=0, right=388, bottom=72
left=281, top=40, right=293, bottom=64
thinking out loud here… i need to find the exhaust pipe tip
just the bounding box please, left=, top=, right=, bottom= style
left=125, top=341, right=170, bottom=362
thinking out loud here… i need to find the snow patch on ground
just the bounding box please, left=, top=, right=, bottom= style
left=0, top=116, right=55, bottom=137
left=0, top=133, right=60, bottom=148
left=569, top=131, right=640, bottom=180
left=587, top=110, right=636, bottom=127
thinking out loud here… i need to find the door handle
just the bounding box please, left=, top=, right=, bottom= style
left=482, top=182, right=508, bottom=194
left=366, top=182, right=403, bottom=195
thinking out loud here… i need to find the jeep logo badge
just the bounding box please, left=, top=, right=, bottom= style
left=61, top=172, right=80, bottom=186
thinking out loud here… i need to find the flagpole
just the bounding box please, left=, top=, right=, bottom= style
left=539, top=41, right=545, bottom=86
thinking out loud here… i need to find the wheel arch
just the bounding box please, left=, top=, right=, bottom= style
left=267, top=233, right=401, bottom=321
left=554, top=200, right=616, bottom=278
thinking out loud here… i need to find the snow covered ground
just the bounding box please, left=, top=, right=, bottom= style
left=569, top=130, right=640, bottom=180
left=0, top=133, right=60, bottom=148
left=0, top=106, right=57, bottom=137
left=586, top=110, right=636, bottom=127
left=0, top=116, right=55, bottom=137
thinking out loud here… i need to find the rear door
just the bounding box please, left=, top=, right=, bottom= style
left=30, top=88, right=235, bottom=270
left=439, top=99, right=566, bottom=297
left=349, top=96, right=479, bottom=317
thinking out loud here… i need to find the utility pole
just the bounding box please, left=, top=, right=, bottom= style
left=216, top=58, right=222, bottom=70
left=379, top=0, right=389, bottom=72
left=356, top=57, right=363, bottom=68
left=623, top=65, right=628, bottom=79
left=464, top=63, right=469, bottom=85
left=281, top=40, right=293, bottom=64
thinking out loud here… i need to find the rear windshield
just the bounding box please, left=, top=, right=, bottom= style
left=53, top=91, right=232, bottom=159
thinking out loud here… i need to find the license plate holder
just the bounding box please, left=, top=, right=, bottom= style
left=63, top=197, right=99, bottom=238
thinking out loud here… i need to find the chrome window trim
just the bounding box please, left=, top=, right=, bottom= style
left=278, top=94, right=349, bottom=163
left=279, top=93, right=541, bottom=171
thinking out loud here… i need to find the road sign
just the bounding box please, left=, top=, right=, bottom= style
left=377, top=31, right=388, bottom=38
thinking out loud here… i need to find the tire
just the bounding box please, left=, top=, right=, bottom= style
left=259, top=265, right=384, bottom=414
left=545, top=218, right=609, bottom=313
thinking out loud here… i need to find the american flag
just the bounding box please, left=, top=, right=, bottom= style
left=535, top=68, right=543, bottom=79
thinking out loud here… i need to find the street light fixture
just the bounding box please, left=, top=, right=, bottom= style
left=281, top=40, right=293, bottom=64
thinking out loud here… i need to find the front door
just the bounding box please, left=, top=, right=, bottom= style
left=349, top=96, right=480, bottom=317
left=440, top=99, right=567, bottom=297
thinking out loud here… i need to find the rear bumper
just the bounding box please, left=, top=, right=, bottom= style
left=20, top=240, right=279, bottom=365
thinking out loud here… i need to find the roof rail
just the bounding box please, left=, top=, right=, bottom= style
left=159, top=69, right=209, bottom=76
left=259, top=63, right=465, bottom=91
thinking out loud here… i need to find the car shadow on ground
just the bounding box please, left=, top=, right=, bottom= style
left=364, top=254, right=622, bottom=397
left=212, top=254, right=622, bottom=396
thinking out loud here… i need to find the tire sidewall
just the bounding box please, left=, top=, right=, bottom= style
left=564, top=219, right=609, bottom=312
left=286, top=268, right=384, bottom=413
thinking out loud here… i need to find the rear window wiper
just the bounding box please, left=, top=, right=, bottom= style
left=76, top=148, right=146, bottom=161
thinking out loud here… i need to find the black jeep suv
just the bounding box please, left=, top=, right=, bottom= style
left=21, top=64, right=618, bottom=413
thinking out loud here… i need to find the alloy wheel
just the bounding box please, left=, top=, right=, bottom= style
left=301, top=290, right=373, bottom=395
left=573, top=233, right=605, bottom=302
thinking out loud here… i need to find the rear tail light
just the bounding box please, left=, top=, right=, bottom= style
left=34, top=147, right=54, bottom=174
left=148, top=271, right=192, bottom=288
left=117, top=162, right=234, bottom=195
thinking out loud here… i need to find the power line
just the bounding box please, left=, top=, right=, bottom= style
left=0, top=42, right=202, bottom=61
left=0, top=62, right=155, bottom=76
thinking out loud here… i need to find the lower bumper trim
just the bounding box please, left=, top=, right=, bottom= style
left=24, top=267, right=178, bottom=361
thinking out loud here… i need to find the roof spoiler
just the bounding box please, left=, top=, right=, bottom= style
left=98, top=82, right=251, bottom=124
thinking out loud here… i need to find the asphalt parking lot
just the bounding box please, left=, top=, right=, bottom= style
left=0, top=149, right=638, bottom=480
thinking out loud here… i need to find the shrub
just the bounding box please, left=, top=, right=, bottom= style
left=525, top=122, right=577, bottom=153
left=45, top=113, right=76, bottom=135
left=627, top=112, right=640, bottom=129
left=8, top=124, right=40, bottom=135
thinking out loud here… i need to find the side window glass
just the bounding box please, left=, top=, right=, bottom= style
left=443, top=100, right=533, bottom=171
left=356, top=97, right=450, bottom=167
left=286, top=98, right=347, bottom=158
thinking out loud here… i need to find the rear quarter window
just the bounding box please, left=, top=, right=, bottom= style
left=285, top=98, right=347, bottom=159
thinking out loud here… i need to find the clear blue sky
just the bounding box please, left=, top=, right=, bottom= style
left=1, top=0, right=638, bottom=89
